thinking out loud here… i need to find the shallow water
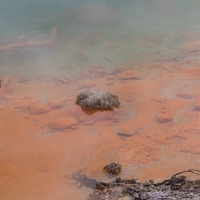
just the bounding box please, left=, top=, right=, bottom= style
left=1, top=0, right=200, bottom=199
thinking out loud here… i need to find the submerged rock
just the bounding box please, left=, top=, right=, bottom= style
left=76, top=90, right=120, bottom=109
left=29, top=104, right=51, bottom=114
left=71, top=171, right=96, bottom=189
left=48, top=117, right=78, bottom=130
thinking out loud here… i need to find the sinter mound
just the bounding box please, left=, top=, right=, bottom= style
left=90, top=170, right=200, bottom=200
left=76, top=90, right=120, bottom=109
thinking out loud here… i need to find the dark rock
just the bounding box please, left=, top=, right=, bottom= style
left=96, top=182, right=110, bottom=190
left=103, top=162, right=122, bottom=175
left=116, top=177, right=139, bottom=184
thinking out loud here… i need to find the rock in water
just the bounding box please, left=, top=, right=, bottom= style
left=103, top=163, right=122, bottom=174
left=76, top=90, right=120, bottom=109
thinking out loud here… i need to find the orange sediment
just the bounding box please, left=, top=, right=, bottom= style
left=1, top=61, right=200, bottom=199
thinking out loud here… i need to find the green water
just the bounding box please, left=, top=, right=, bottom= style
left=0, top=0, right=200, bottom=77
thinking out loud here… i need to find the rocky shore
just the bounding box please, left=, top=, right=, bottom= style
left=90, top=170, right=200, bottom=200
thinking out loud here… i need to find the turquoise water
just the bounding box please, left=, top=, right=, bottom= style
left=1, top=0, right=200, bottom=76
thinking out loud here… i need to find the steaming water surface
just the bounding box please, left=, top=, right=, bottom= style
left=1, top=0, right=200, bottom=199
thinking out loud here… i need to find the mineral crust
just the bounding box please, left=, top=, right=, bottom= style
left=76, top=90, right=120, bottom=109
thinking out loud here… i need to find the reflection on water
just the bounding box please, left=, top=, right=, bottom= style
left=2, top=0, right=200, bottom=199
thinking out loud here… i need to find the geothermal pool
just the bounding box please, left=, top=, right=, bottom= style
left=1, top=0, right=200, bottom=199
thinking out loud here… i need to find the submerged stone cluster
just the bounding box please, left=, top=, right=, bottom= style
left=76, top=90, right=120, bottom=109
